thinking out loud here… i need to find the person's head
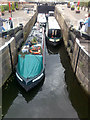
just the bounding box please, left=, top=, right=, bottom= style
left=9, top=17, right=12, bottom=20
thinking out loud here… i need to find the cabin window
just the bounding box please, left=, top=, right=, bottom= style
left=57, top=30, right=61, bottom=37
left=49, top=13, right=54, bottom=16
left=48, top=29, right=52, bottom=37
left=55, top=30, right=57, bottom=36
left=48, top=29, right=61, bottom=38
left=52, top=30, right=54, bottom=35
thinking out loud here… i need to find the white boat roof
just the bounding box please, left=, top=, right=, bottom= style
left=48, top=16, right=60, bottom=29
left=48, top=11, right=54, bottom=14
left=37, top=13, right=47, bottom=23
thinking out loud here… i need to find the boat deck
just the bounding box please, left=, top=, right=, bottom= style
left=20, top=23, right=44, bottom=55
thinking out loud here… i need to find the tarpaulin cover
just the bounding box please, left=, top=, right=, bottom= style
left=17, top=54, right=43, bottom=79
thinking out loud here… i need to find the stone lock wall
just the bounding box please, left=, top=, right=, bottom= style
left=0, top=38, right=15, bottom=86
left=72, top=39, right=90, bottom=93
left=55, top=6, right=90, bottom=94
left=0, top=12, right=37, bottom=87
left=23, top=12, right=37, bottom=41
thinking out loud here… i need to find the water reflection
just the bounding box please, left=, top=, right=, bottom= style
left=46, top=42, right=60, bottom=55
left=2, top=74, right=45, bottom=117
left=2, top=75, right=18, bottom=117
left=2, top=41, right=89, bottom=119
left=18, top=78, right=45, bottom=103
left=58, top=43, right=88, bottom=119
left=46, top=42, right=88, bottom=119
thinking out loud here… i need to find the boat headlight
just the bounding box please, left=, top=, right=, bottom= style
left=56, top=39, right=60, bottom=42
left=49, top=39, right=54, bottom=42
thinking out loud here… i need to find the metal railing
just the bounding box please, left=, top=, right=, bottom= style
left=0, top=24, right=23, bottom=37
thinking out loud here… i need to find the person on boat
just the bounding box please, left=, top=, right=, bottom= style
left=0, top=12, right=7, bottom=33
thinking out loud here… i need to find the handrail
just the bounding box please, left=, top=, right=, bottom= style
left=0, top=37, right=14, bottom=52
left=69, top=26, right=90, bottom=40
left=76, top=38, right=90, bottom=57
left=0, top=24, right=23, bottom=37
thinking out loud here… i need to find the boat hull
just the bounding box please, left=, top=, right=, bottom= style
left=46, top=37, right=62, bottom=46
left=16, top=69, right=45, bottom=92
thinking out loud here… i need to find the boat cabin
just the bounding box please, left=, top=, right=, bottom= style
left=48, top=11, right=54, bottom=16
left=37, top=13, right=47, bottom=27
left=46, top=16, right=62, bottom=46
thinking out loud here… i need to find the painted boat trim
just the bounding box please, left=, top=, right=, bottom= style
left=16, top=72, right=23, bottom=82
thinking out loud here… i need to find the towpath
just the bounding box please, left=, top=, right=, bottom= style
left=0, top=4, right=37, bottom=47
left=56, top=4, right=88, bottom=28
left=56, top=4, right=90, bottom=54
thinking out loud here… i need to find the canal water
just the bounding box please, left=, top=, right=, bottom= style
left=2, top=42, right=89, bottom=119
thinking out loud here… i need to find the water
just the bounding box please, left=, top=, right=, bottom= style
left=2, top=42, right=89, bottom=119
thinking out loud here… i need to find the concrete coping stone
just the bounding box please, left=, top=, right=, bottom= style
left=56, top=7, right=73, bottom=28
left=76, top=38, right=90, bottom=57
left=0, top=37, right=14, bottom=52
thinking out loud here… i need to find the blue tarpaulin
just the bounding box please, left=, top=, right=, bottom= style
left=17, top=54, right=43, bottom=79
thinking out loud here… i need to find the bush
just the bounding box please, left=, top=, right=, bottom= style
left=71, top=5, right=75, bottom=8
left=85, top=2, right=88, bottom=7
left=4, top=5, right=9, bottom=11
left=80, top=2, right=89, bottom=7
left=88, top=1, right=90, bottom=7
left=1, top=5, right=4, bottom=12
left=80, top=2, right=84, bottom=7
left=77, top=6, right=80, bottom=10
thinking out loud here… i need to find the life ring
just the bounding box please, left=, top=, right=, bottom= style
left=30, top=49, right=41, bottom=54
left=30, top=46, right=41, bottom=54
left=31, top=45, right=40, bottom=50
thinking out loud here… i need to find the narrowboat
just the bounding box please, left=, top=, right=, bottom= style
left=48, top=11, right=54, bottom=16
left=46, top=16, right=62, bottom=46
left=37, top=13, right=47, bottom=28
left=16, top=22, right=46, bottom=91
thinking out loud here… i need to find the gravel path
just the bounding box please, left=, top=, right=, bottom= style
left=0, top=6, right=36, bottom=47
left=56, top=5, right=88, bottom=28
left=56, top=5, right=89, bottom=54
